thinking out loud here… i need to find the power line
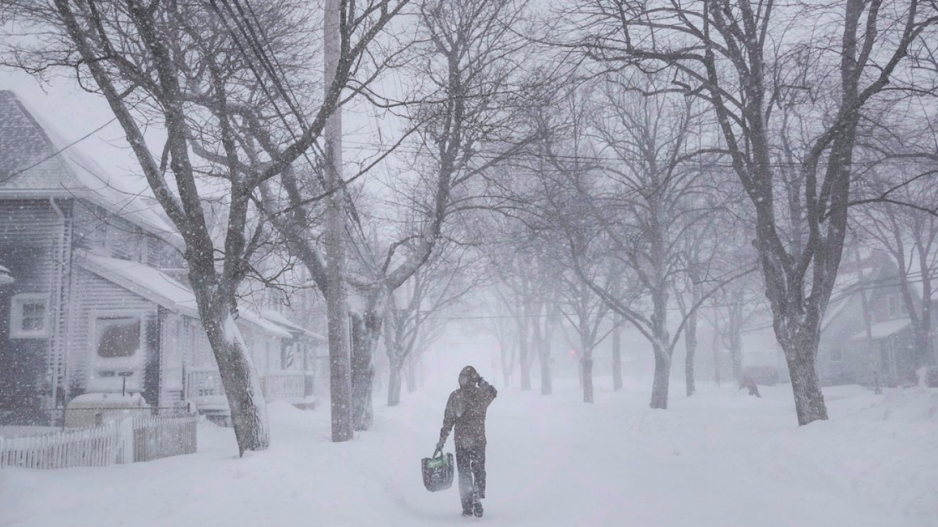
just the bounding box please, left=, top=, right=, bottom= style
left=1, top=117, right=118, bottom=185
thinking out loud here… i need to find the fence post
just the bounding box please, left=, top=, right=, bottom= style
left=0, top=436, right=5, bottom=469
left=119, top=417, right=134, bottom=464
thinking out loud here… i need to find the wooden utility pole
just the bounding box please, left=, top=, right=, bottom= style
left=324, top=0, right=353, bottom=442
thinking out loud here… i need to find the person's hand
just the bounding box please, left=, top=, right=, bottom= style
left=435, top=439, right=445, bottom=452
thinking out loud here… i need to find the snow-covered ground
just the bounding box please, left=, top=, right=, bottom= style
left=2, top=375, right=936, bottom=527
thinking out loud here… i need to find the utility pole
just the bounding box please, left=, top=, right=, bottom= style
left=325, top=0, right=353, bottom=442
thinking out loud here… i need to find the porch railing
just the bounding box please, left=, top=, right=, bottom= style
left=261, top=371, right=307, bottom=402
left=186, top=367, right=225, bottom=401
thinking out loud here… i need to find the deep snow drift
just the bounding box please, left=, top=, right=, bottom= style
left=1, top=375, right=936, bottom=527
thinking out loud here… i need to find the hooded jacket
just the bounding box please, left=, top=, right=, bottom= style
left=440, top=366, right=498, bottom=449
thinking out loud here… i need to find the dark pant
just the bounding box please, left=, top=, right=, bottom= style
left=455, top=445, right=486, bottom=512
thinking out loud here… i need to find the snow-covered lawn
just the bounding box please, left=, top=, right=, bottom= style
left=2, top=378, right=936, bottom=527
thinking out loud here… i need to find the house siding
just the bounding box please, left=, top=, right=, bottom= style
left=0, top=199, right=68, bottom=424
left=66, top=267, right=158, bottom=402
left=72, top=203, right=160, bottom=265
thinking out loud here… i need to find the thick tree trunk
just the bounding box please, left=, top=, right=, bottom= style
left=387, top=358, right=403, bottom=407
left=350, top=312, right=378, bottom=431
left=581, top=356, right=594, bottom=403
left=650, top=351, right=671, bottom=409
left=203, top=312, right=269, bottom=455
left=780, top=332, right=828, bottom=425
left=404, top=355, right=417, bottom=393
left=685, top=310, right=697, bottom=397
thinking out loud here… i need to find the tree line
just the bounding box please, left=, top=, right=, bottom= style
left=4, top=0, right=937, bottom=453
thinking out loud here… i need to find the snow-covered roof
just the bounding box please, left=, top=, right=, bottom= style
left=0, top=91, right=177, bottom=242
left=238, top=310, right=292, bottom=339
left=261, top=309, right=325, bottom=341
left=79, top=252, right=200, bottom=318
left=79, top=251, right=292, bottom=339
left=850, top=318, right=911, bottom=341
left=0, top=264, right=13, bottom=285
left=68, top=393, right=148, bottom=407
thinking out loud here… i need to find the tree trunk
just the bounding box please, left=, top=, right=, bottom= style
left=581, top=356, right=594, bottom=403
left=519, top=314, right=532, bottom=391
left=533, top=316, right=552, bottom=395
left=780, top=332, right=828, bottom=425
left=387, top=358, right=403, bottom=407
left=711, top=329, right=722, bottom=387
left=650, top=351, right=671, bottom=409
left=611, top=321, right=623, bottom=391
left=500, top=343, right=513, bottom=387
left=538, top=350, right=552, bottom=395
left=730, top=326, right=743, bottom=384
left=350, top=312, right=378, bottom=431
left=685, top=309, right=697, bottom=397
left=203, top=311, right=269, bottom=455
left=404, top=355, right=417, bottom=393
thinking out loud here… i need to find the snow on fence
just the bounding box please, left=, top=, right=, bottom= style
left=0, top=415, right=198, bottom=470
left=0, top=421, right=123, bottom=469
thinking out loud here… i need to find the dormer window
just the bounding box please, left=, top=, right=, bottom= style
left=10, top=293, right=50, bottom=338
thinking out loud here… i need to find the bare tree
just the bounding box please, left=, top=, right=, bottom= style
left=542, top=77, right=738, bottom=409
left=383, top=239, right=484, bottom=405
left=260, top=0, right=543, bottom=431
left=7, top=0, right=408, bottom=450
left=569, top=0, right=938, bottom=424
left=856, top=171, right=938, bottom=376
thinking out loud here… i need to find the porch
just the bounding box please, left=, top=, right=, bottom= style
left=185, top=368, right=315, bottom=418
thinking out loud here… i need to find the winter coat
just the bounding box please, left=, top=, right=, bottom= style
left=440, top=379, right=497, bottom=449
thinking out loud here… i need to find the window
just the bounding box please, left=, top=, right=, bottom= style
left=95, top=316, right=142, bottom=358
left=880, top=339, right=896, bottom=376
left=830, top=348, right=844, bottom=362
left=888, top=295, right=900, bottom=318
left=10, top=293, right=50, bottom=338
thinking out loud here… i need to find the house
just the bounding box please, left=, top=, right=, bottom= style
left=818, top=249, right=938, bottom=387
left=0, top=90, right=322, bottom=426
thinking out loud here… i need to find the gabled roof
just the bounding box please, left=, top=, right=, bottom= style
left=78, top=252, right=200, bottom=318
left=0, top=90, right=175, bottom=240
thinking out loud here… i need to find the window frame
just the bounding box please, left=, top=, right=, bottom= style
left=90, top=311, right=146, bottom=360
left=830, top=347, right=844, bottom=363
left=10, top=293, right=51, bottom=339
left=887, top=295, right=900, bottom=318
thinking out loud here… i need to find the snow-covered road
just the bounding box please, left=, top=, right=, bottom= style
left=2, top=373, right=936, bottom=527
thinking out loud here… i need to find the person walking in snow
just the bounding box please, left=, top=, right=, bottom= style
left=436, top=365, right=497, bottom=518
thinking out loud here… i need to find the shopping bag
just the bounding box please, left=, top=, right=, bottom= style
left=421, top=449, right=454, bottom=492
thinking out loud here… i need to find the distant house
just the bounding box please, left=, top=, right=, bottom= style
left=0, top=90, right=323, bottom=426
left=818, top=250, right=938, bottom=387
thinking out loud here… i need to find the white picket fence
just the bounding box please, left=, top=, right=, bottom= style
left=0, top=415, right=198, bottom=470
left=133, top=415, right=198, bottom=463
